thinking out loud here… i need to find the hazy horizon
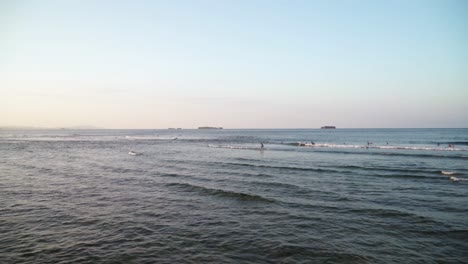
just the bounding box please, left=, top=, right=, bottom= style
left=1, top=125, right=468, bottom=130
left=2, top=0, right=467, bottom=129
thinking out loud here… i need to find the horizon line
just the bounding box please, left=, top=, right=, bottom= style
left=1, top=127, right=467, bottom=130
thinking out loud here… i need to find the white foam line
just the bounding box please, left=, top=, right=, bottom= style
left=296, top=143, right=467, bottom=152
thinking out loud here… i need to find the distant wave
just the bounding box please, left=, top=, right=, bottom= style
left=369, top=173, right=437, bottom=180
left=165, top=182, right=274, bottom=203
left=271, top=147, right=468, bottom=161
left=125, top=135, right=181, bottom=140
left=346, top=207, right=440, bottom=224
left=293, top=142, right=467, bottom=151
left=409, top=141, right=468, bottom=146
left=208, top=144, right=264, bottom=151
left=247, top=180, right=302, bottom=190
left=445, top=141, right=468, bottom=146
left=235, top=157, right=262, bottom=162
left=336, top=165, right=447, bottom=175
left=214, top=161, right=341, bottom=173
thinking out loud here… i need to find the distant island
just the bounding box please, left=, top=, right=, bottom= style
left=321, top=126, right=336, bottom=129
left=198, top=126, right=223, bottom=129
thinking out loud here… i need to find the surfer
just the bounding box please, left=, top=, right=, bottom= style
left=260, top=143, right=264, bottom=149
left=310, top=141, right=315, bottom=145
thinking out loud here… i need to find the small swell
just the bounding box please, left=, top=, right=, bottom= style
left=165, top=182, right=274, bottom=203
left=370, top=173, right=436, bottom=180
left=248, top=180, right=301, bottom=190
left=348, top=208, right=439, bottom=224
left=314, top=150, right=467, bottom=160
left=335, top=165, right=441, bottom=175
left=97, top=164, right=146, bottom=174
left=429, top=141, right=468, bottom=146
left=235, top=157, right=262, bottom=162
left=218, top=161, right=340, bottom=173
left=416, top=229, right=468, bottom=240
left=159, top=172, right=180, bottom=178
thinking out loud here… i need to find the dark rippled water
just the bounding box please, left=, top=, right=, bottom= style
left=1, top=129, right=467, bottom=263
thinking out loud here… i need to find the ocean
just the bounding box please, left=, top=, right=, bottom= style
left=1, top=128, right=467, bottom=263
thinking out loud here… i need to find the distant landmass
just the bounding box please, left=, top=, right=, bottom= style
left=321, top=126, right=336, bottom=129
left=198, top=126, right=223, bottom=129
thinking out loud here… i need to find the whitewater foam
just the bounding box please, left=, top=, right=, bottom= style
left=294, top=142, right=467, bottom=152
left=441, top=171, right=456, bottom=175
left=208, top=144, right=264, bottom=151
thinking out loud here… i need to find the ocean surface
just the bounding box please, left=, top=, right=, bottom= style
left=1, top=128, right=467, bottom=263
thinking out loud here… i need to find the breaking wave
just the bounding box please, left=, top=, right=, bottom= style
left=208, top=144, right=264, bottom=150
left=293, top=142, right=467, bottom=151
left=441, top=171, right=457, bottom=175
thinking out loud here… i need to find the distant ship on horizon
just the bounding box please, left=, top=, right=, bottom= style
left=321, top=126, right=336, bottom=129
left=198, top=126, right=223, bottom=129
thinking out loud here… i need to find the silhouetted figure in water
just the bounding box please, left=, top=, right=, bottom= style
left=260, top=143, right=264, bottom=149
left=310, top=141, right=315, bottom=145
left=437, top=143, right=440, bottom=147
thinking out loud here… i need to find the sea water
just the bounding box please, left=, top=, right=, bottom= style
left=0, top=129, right=467, bottom=263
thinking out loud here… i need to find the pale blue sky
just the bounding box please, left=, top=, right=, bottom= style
left=1, top=0, right=467, bottom=128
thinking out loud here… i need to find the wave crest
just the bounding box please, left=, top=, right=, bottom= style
left=165, top=182, right=274, bottom=203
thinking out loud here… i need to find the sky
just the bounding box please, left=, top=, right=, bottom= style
left=1, top=0, right=467, bottom=128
